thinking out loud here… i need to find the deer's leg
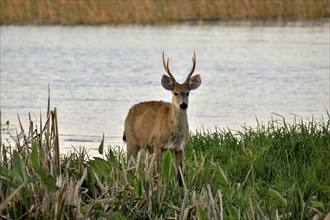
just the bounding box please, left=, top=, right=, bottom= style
left=175, top=150, right=184, bottom=187
left=153, top=148, right=162, bottom=175
left=147, top=147, right=161, bottom=181
left=127, top=142, right=140, bottom=165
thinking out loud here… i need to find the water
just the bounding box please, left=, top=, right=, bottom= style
left=1, top=24, right=329, bottom=150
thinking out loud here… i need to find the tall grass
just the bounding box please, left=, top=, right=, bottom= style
left=1, top=0, right=329, bottom=25
left=0, top=92, right=329, bottom=219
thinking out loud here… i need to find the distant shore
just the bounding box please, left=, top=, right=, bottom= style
left=1, top=0, right=329, bottom=25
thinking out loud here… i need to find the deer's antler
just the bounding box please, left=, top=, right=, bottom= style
left=162, top=51, right=176, bottom=82
left=185, top=51, right=196, bottom=83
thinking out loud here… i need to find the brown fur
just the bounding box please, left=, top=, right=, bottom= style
left=124, top=101, right=189, bottom=158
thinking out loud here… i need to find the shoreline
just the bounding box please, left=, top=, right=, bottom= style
left=1, top=19, right=329, bottom=27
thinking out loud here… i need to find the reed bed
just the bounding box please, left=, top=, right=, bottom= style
left=0, top=0, right=329, bottom=25
left=0, top=92, right=329, bottom=219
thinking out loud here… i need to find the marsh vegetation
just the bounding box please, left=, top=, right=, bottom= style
left=1, top=0, right=329, bottom=25
left=0, top=98, right=329, bottom=219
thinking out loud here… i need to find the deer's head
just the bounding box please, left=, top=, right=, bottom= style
left=161, top=52, right=201, bottom=110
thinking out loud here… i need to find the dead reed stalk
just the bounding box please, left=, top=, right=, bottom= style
left=0, top=86, right=87, bottom=219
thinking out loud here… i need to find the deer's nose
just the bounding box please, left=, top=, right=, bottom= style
left=180, top=102, right=188, bottom=110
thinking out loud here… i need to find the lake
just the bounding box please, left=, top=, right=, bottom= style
left=1, top=24, right=329, bottom=151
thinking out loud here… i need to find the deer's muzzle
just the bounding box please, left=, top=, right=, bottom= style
left=180, top=102, right=188, bottom=110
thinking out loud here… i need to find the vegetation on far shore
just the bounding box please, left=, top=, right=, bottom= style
left=1, top=0, right=329, bottom=25
left=0, top=95, right=329, bottom=219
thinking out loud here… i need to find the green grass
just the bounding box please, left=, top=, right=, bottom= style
left=0, top=102, right=329, bottom=219
left=1, top=0, right=329, bottom=25
left=185, top=115, right=330, bottom=219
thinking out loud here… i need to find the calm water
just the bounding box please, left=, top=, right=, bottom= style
left=1, top=24, right=329, bottom=150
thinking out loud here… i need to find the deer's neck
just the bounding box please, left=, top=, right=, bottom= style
left=171, top=106, right=188, bottom=132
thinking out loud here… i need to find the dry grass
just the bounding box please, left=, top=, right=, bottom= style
left=0, top=0, right=329, bottom=25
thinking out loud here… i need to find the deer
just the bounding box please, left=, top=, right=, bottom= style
left=123, top=51, right=201, bottom=186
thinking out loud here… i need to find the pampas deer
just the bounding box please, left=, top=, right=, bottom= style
left=123, top=52, right=201, bottom=186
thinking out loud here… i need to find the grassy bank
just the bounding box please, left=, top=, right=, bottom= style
left=0, top=97, right=329, bottom=219
left=1, top=0, right=329, bottom=25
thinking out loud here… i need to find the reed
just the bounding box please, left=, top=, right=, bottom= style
left=0, top=0, right=329, bottom=25
left=0, top=91, right=329, bottom=219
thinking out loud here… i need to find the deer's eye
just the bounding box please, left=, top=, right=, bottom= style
left=174, top=92, right=179, bottom=96
left=186, top=92, right=190, bottom=96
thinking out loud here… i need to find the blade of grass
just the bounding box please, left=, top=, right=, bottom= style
left=98, top=133, right=104, bottom=155
left=0, top=180, right=27, bottom=213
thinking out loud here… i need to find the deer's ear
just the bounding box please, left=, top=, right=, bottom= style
left=161, top=75, right=175, bottom=90
left=189, top=74, right=201, bottom=90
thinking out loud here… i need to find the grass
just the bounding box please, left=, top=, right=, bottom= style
left=0, top=94, right=329, bottom=219
left=0, top=0, right=329, bottom=25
